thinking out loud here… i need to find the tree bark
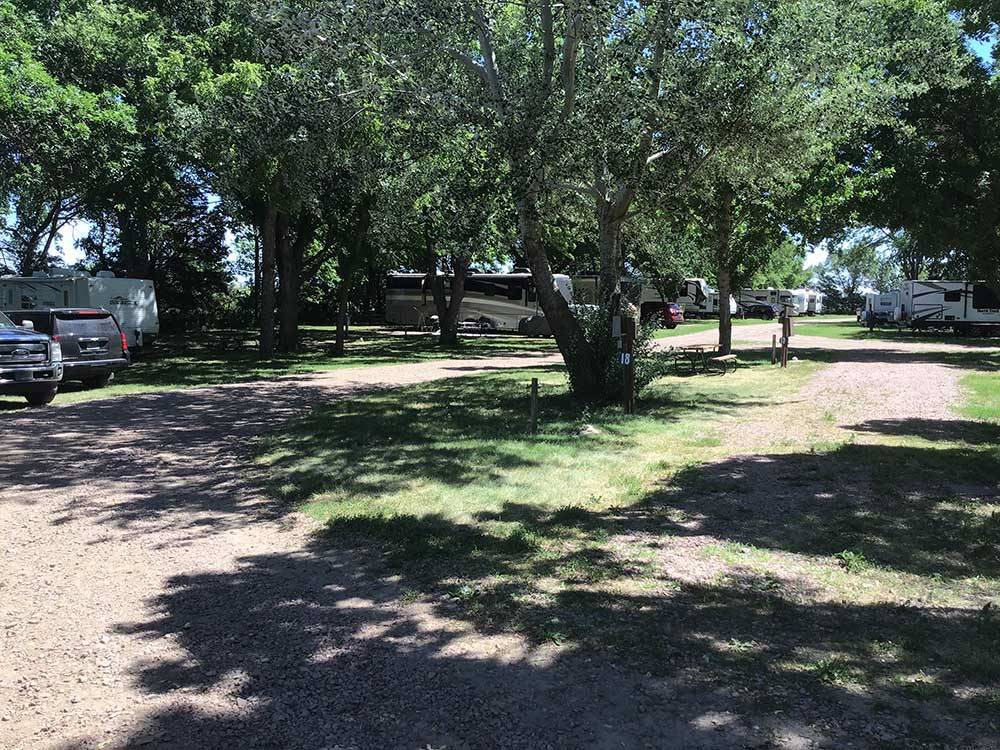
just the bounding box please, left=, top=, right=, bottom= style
left=714, top=189, right=735, bottom=356
left=432, top=256, right=469, bottom=347
left=334, top=269, right=351, bottom=355
left=597, top=198, right=625, bottom=304
left=517, top=188, right=604, bottom=400
left=277, top=211, right=297, bottom=352
left=259, top=204, right=277, bottom=358
left=332, top=194, right=374, bottom=355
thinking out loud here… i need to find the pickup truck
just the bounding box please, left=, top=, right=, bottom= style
left=0, top=310, right=63, bottom=406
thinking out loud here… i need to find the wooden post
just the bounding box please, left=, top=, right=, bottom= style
left=530, top=377, right=539, bottom=434
left=623, top=317, right=636, bottom=415
left=781, top=314, right=791, bottom=368
left=771, top=334, right=777, bottom=365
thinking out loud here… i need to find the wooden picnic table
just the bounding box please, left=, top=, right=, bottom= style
left=674, top=344, right=720, bottom=373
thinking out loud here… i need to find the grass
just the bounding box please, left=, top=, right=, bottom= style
left=253, top=342, right=1000, bottom=738
left=961, top=368, right=1000, bottom=422
left=794, top=317, right=1000, bottom=345
left=0, top=325, right=555, bottom=408
left=654, top=318, right=770, bottom=338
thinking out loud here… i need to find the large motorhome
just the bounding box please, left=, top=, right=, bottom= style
left=385, top=272, right=573, bottom=331
left=894, top=281, right=1000, bottom=333
left=0, top=269, right=158, bottom=348
left=676, top=278, right=736, bottom=318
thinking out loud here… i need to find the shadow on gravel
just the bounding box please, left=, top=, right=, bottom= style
left=73, top=414, right=1000, bottom=749
left=783, top=345, right=1000, bottom=371
left=84, top=531, right=998, bottom=750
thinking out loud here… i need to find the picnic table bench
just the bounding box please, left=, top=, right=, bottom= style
left=669, top=345, right=739, bottom=375
left=709, top=353, right=739, bottom=374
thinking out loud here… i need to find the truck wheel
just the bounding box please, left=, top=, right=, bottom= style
left=83, top=375, right=111, bottom=389
left=25, top=389, right=57, bottom=407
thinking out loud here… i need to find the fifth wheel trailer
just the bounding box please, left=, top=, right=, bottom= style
left=0, top=270, right=158, bottom=348
left=895, top=280, right=1000, bottom=333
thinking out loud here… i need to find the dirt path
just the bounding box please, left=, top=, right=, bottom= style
left=1, top=335, right=995, bottom=749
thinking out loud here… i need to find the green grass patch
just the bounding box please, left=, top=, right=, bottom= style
left=0, top=325, right=555, bottom=408
left=794, top=318, right=998, bottom=345
left=961, top=370, right=1000, bottom=422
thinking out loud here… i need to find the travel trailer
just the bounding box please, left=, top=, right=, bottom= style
left=894, top=281, right=1000, bottom=334
left=807, top=291, right=825, bottom=315
left=385, top=272, right=573, bottom=331
left=0, top=270, right=158, bottom=348
left=676, top=278, right=736, bottom=318
left=738, top=288, right=801, bottom=315
left=863, top=291, right=899, bottom=323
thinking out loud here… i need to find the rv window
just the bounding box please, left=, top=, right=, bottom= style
left=507, top=282, right=523, bottom=301
left=972, top=284, right=1000, bottom=310
left=944, top=290, right=962, bottom=302
left=527, top=285, right=537, bottom=303
left=63, top=291, right=69, bottom=306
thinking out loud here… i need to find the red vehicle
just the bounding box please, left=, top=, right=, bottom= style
left=640, top=302, right=685, bottom=328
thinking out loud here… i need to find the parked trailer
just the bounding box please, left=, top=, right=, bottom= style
left=894, top=280, right=1000, bottom=334
left=385, top=272, right=573, bottom=332
left=676, top=278, right=736, bottom=318
left=0, top=270, right=158, bottom=348
left=807, top=291, right=825, bottom=316
left=862, top=291, right=899, bottom=324
left=738, top=288, right=803, bottom=316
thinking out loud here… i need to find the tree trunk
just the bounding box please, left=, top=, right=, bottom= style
left=253, top=225, right=261, bottom=321
left=517, top=189, right=604, bottom=400
left=334, top=270, right=351, bottom=355
left=714, top=189, right=735, bottom=356
left=596, top=191, right=632, bottom=304
left=277, top=212, right=299, bottom=352
left=718, top=268, right=733, bottom=355
left=439, top=257, right=470, bottom=347
left=259, top=205, right=277, bottom=358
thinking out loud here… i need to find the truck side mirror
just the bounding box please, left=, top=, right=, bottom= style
left=20, top=320, right=34, bottom=330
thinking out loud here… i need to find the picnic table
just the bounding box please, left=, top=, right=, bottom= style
left=673, top=344, right=719, bottom=373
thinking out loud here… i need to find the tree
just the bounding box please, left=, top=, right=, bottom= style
left=811, top=232, right=902, bottom=313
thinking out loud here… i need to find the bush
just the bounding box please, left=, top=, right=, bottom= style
left=570, top=303, right=668, bottom=403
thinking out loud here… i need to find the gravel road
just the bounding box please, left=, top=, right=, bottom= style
left=1, top=334, right=994, bottom=749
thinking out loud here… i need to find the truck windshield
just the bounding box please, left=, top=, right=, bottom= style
left=0, top=312, right=14, bottom=327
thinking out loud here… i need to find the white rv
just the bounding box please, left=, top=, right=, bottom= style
left=0, top=270, right=159, bottom=348
left=676, top=278, right=736, bottom=318
left=738, top=288, right=801, bottom=316
left=862, top=291, right=899, bottom=323
left=807, top=291, right=825, bottom=315
left=385, top=272, right=573, bottom=332
left=894, top=281, right=1000, bottom=333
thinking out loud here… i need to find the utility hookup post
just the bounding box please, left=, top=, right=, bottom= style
left=771, top=333, right=778, bottom=365
left=780, top=312, right=792, bottom=368
left=529, top=377, right=539, bottom=434
left=622, top=316, right=636, bottom=415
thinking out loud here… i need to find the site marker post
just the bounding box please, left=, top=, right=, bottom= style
left=771, top=334, right=778, bottom=365
left=529, top=378, right=539, bottom=434
left=623, top=316, right=636, bottom=415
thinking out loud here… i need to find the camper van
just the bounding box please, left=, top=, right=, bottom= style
left=894, top=281, right=1000, bottom=334
left=676, top=278, right=736, bottom=318
left=0, top=270, right=158, bottom=348
left=385, top=272, right=573, bottom=332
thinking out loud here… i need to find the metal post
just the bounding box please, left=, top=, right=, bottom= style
left=530, top=378, right=539, bottom=434
left=623, top=317, right=636, bottom=415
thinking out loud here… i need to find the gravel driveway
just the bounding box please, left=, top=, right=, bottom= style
left=1, top=335, right=994, bottom=749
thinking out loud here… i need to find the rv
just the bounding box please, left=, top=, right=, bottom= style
left=807, top=291, right=825, bottom=316
left=676, top=278, right=736, bottom=318
left=862, top=291, right=899, bottom=324
left=738, top=288, right=802, bottom=315
left=571, top=275, right=678, bottom=320
left=894, top=281, right=1000, bottom=334
left=385, top=272, right=573, bottom=332
left=0, top=270, right=158, bottom=348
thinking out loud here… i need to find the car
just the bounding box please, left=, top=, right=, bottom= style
left=738, top=301, right=778, bottom=320
left=5, top=308, right=130, bottom=388
left=0, top=310, right=63, bottom=405
left=661, top=302, right=685, bottom=328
